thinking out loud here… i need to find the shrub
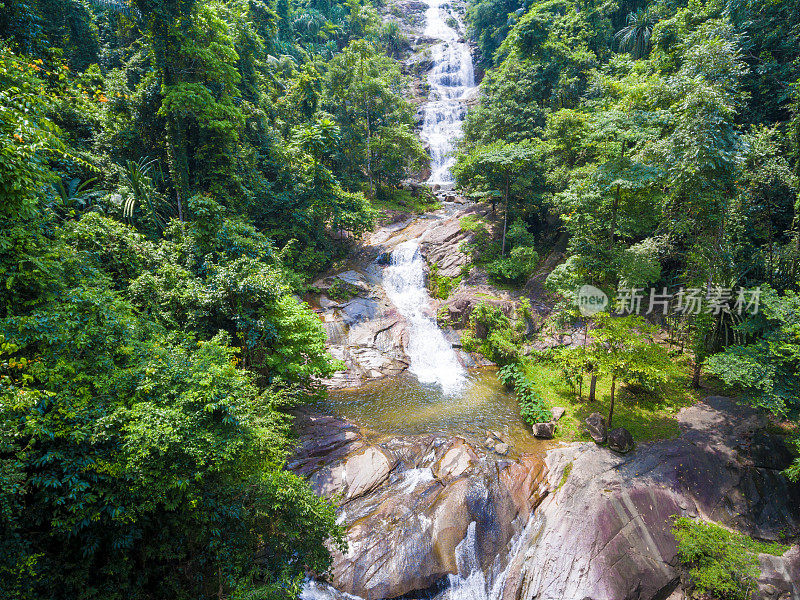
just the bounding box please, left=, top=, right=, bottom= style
left=428, top=262, right=461, bottom=300
left=485, top=246, right=539, bottom=284
left=462, top=302, right=520, bottom=363
left=499, top=363, right=553, bottom=424
left=672, top=517, right=789, bottom=600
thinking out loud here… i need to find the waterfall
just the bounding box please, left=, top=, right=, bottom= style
left=421, top=0, right=477, bottom=187
left=382, top=240, right=467, bottom=395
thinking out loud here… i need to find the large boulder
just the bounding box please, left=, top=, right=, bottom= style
left=532, top=422, right=555, bottom=439
left=432, top=438, right=478, bottom=479
left=607, top=427, right=634, bottom=454
left=585, top=412, right=607, bottom=443
left=501, top=397, right=800, bottom=600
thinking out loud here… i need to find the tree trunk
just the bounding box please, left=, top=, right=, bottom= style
left=609, top=141, right=625, bottom=248
left=589, top=374, right=597, bottom=402
left=607, top=373, right=616, bottom=430
left=691, top=359, right=701, bottom=389
left=165, top=112, right=188, bottom=222
left=768, top=198, right=774, bottom=284
left=501, top=170, right=510, bottom=255
left=610, top=183, right=620, bottom=247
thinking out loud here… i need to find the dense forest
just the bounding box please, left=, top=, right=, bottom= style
left=455, top=0, right=800, bottom=462
left=1, top=0, right=800, bottom=598
left=0, top=0, right=423, bottom=597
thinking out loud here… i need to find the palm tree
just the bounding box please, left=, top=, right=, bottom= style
left=615, top=6, right=655, bottom=59
left=121, top=157, right=170, bottom=232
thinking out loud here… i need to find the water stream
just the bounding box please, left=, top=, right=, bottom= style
left=302, top=4, right=520, bottom=600
left=421, top=0, right=477, bottom=186
left=383, top=240, right=467, bottom=395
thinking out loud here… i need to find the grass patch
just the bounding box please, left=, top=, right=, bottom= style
left=372, top=188, right=440, bottom=214
left=521, top=354, right=729, bottom=442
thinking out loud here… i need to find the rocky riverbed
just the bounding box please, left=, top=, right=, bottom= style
left=293, top=397, right=800, bottom=600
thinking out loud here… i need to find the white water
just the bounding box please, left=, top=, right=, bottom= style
left=421, top=0, right=478, bottom=186
left=383, top=240, right=467, bottom=395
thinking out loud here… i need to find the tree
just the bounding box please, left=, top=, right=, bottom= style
left=588, top=314, right=670, bottom=428
left=453, top=140, right=536, bottom=254
left=615, top=6, right=655, bottom=59
left=325, top=39, right=418, bottom=194
left=705, top=287, right=800, bottom=477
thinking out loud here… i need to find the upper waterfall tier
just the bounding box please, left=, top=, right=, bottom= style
left=420, top=0, right=477, bottom=187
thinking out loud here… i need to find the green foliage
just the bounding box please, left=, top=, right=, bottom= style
left=0, top=0, right=425, bottom=596
left=428, top=263, right=461, bottom=300
left=705, top=287, right=800, bottom=478
left=499, top=363, right=553, bottom=424
left=705, top=287, right=800, bottom=417
left=672, top=517, right=789, bottom=600
left=0, top=49, right=65, bottom=220
left=521, top=352, right=714, bottom=441
left=461, top=301, right=525, bottom=364
left=615, top=7, right=656, bottom=59
left=486, top=246, right=539, bottom=284
left=585, top=313, right=671, bottom=428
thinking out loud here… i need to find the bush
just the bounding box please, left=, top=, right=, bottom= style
left=672, top=517, right=789, bottom=600
left=485, top=246, right=539, bottom=284
left=428, top=262, right=461, bottom=300
left=499, top=363, right=552, bottom=424
left=461, top=302, right=520, bottom=363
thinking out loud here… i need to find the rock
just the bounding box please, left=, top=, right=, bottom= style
left=340, top=298, right=379, bottom=325
left=585, top=412, right=607, bottom=443
left=550, top=407, right=565, bottom=422
left=309, top=445, right=397, bottom=500
left=433, top=439, right=478, bottom=479
left=607, top=427, right=634, bottom=453
left=292, top=415, right=549, bottom=600
left=758, top=546, right=800, bottom=599
left=532, top=422, right=555, bottom=439
left=484, top=437, right=496, bottom=451
left=317, top=295, right=340, bottom=309
left=342, top=446, right=397, bottom=499
left=500, top=397, right=800, bottom=600
left=495, top=443, right=509, bottom=455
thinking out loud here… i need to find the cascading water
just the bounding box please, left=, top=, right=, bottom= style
left=383, top=240, right=467, bottom=395
left=421, top=0, right=477, bottom=186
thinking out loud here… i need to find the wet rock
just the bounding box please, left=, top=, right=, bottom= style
left=495, top=442, right=509, bottom=455
left=550, top=407, right=565, bottom=422
left=607, top=427, right=634, bottom=454
left=433, top=439, right=478, bottom=479
left=532, top=422, right=555, bottom=439
left=585, top=412, right=607, bottom=444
